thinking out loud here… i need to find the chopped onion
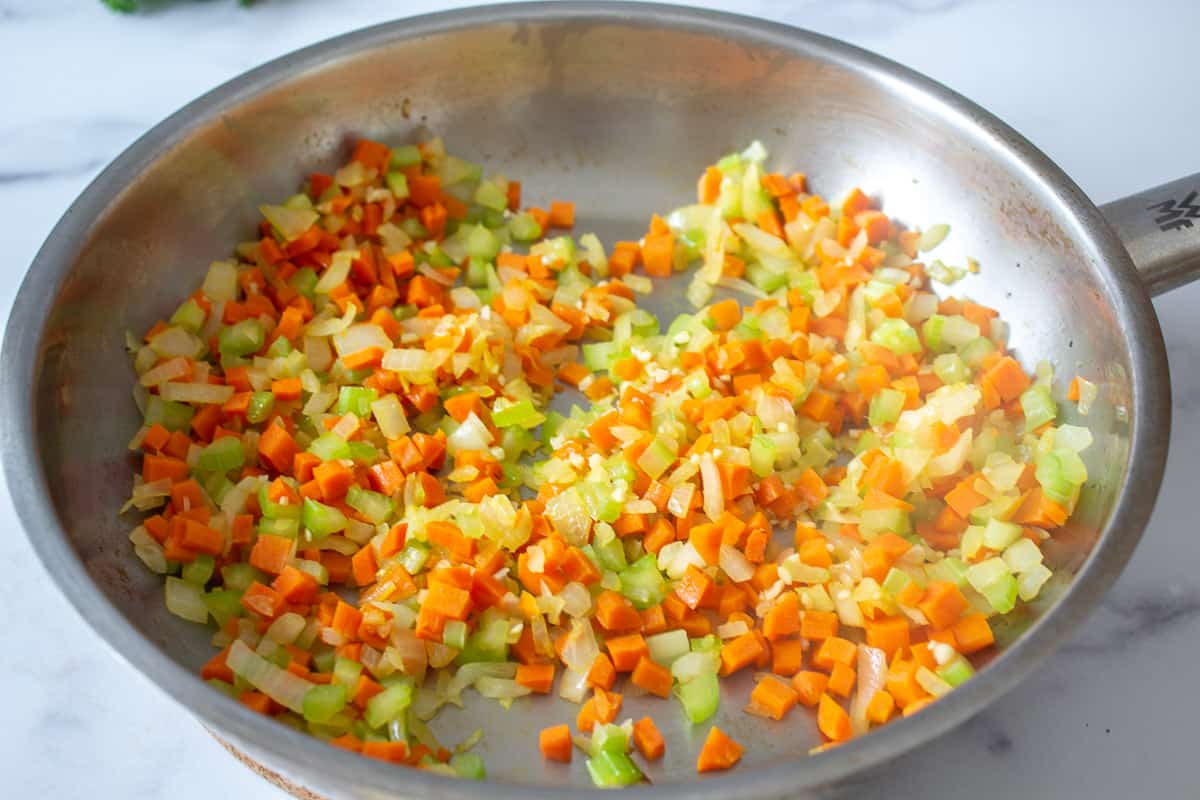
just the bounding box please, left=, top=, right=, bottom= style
left=306, top=305, right=357, bottom=337
left=332, top=323, right=392, bottom=358
left=159, top=382, right=234, bottom=405
left=850, top=645, right=888, bottom=734
left=227, top=639, right=313, bottom=713
left=700, top=452, right=724, bottom=520
left=447, top=412, right=493, bottom=454
left=558, top=667, right=590, bottom=704
left=560, top=618, right=600, bottom=675
left=560, top=582, right=593, bottom=618
left=139, top=357, right=190, bottom=387
left=719, top=544, right=755, bottom=582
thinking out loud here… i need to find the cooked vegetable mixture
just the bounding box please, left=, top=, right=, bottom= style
left=125, top=138, right=1093, bottom=784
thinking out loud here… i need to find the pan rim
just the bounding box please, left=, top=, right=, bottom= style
left=1, top=2, right=1170, bottom=797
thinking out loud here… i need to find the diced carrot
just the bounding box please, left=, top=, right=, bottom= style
left=632, top=717, right=665, bottom=761
left=720, top=631, right=766, bottom=677
left=587, top=653, right=617, bottom=690
left=606, top=633, right=649, bottom=673
left=748, top=675, right=800, bottom=720
left=595, top=590, right=642, bottom=633
left=866, top=689, right=896, bottom=725
left=539, top=724, right=572, bottom=763
left=630, top=656, right=673, bottom=698
left=771, top=638, right=804, bottom=677
left=817, top=694, right=852, bottom=742
left=516, top=662, right=556, bottom=694
left=952, top=613, right=995, bottom=654
left=792, top=671, right=829, bottom=707
left=696, top=726, right=743, bottom=773
left=248, top=534, right=295, bottom=575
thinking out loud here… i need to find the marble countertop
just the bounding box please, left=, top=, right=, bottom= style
left=3, top=0, right=1198, bottom=797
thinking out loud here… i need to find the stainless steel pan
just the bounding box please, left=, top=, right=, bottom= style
left=5, top=3, right=1198, bottom=797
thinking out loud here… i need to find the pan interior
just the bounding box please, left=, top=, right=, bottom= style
left=28, top=11, right=1138, bottom=788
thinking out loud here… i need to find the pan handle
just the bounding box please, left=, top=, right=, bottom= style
left=1100, top=175, right=1200, bottom=295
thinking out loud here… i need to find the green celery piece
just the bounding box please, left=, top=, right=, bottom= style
left=218, top=318, right=265, bottom=358
left=144, top=396, right=195, bottom=432
left=333, top=656, right=363, bottom=688
left=302, top=498, right=348, bottom=539
left=219, top=563, right=265, bottom=593
left=364, top=681, right=414, bottom=728
left=450, top=752, right=486, bottom=780
left=197, top=436, right=245, bottom=473
left=492, top=399, right=545, bottom=429
left=868, top=388, right=905, bottom=427
left=590, top=723, right=629, bottom=755
left=586, top=750, right=642, bottom=788
left=937, top=657, right=974, bottom=687
left=398, top=542, right=430, bottom=574
left=308, top=433, right=352, bottom=461
left=389, top=145, right=421, bottom=169
left=203, top=589, right=242, bottom=626
left=676, top=670, right=720, bottom=724
left=258, top=484, right=302, bottom=520
left=182, top=554, right=215, bottom=586
left=247, top=391, right=275, bottom=424
left=337, top=386, right=378, bottom=418
left=618, top=555, right=666, bottom=609
left=288, top=267, right=319, bottom=299
left=443, top=619, right=469, bottom=650
left=169, top=298, right=206, bottom=333
left=258, top=516, right=300, bottom=539
left=303, top=684, right=348, bottom=724
left=345, top=485, right=393, bottom=524
left=870, top=318, right=922, bottom=355
left=385, top=171, right=410, bottom=200
left=266, top=336, right=292, bottom=358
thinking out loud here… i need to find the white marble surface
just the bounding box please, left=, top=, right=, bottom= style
left=2, top=0, right=1198, bottom=797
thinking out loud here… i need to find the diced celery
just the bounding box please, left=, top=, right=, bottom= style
left=860, top=508, right=911, bottom=537
left=458, top=613, right=510, bottom=663
left=870, top=318, right=922, bottom=355
left=586, top=749, right=642, bottom=788
left=582, top=341, right=623, bottom=372
left=219, top=319, right=266, bottom=358
left=645, top=629, right=690, bottom=666
left=333, top=656, right=363, bottom=687
left=618, top=555, right=667, bottom=609
left=508, top=212, right=543, bottom=242
left=203, top=589, right=242, bottom=627
left=590, top=723, right=629, bottom=756
left=347, top=441, right=379, bottom=463
left=1003, top=538, right=1044, bottom=574
left=636, top=438, right=676, bottom=480
left=492, top=399, right=545, bottom=429
left=868, top=388, right=906, bottom=427
left=473, top=180, right=507, bottom=212
left=170, top=298, right=206, bottom=333
left=266, top=336, right=292, bottom=359
left=295, top=559, right=329, bottom=585
left=675, top=670, right=720, bottom=724
left=220, top=563, right=266, bottom=593
left=593, top=536, right=627, bottom=572
left=745, top=263, right=788, bottom=293
left=965, top=557, right=1010, bottom=592
left=982, top=518, right=1023, bottom=551
left=244, top=391, right=275, bottom=424
left=364, top=681, right=414, bottom=728
left=1035, top=448, right=1087, bottom=505
left=1021, top=384, right=1057, bottom=432
left=288, top=267, right=319, bottom=299
left=450, top=752, right=486, bottom=781
left=605, top=455, right=636, bottom=485
left=144, top=396, right=195, bottom=432
left=399, top=542, right=430, bottom=574
left=182, top=554, right=215, bottom=586
left=443, top=619, right=469, bottom=651
left=258, top=516, right=300, bottom=539
left=960, top=336, right=996, bottom=368
left=385, top=171, right=410, bottom=199
left=579, top=481, right=623, bottom=524
left=390, top=144, right=421, bottom=169
left=926, top=557, right=968, bottom=587
left=749, top=434, right=777, bottom=477
left=345, top=485, right=394, bottom=524
left=302, top=498, right=349, bottom=539
left=259, top=484, right=302, bottom=520
left=933, top=353, right=970, bottom=385
left=308, top=433, right=352, bottom=461
left=980, top=573, right=1019, bottom=613
left=337, top=386, right=378, bottom=418
left=198, top=436, right=245, bottom=473
left=881, top=567, right=912, bottom=597
left=303, top=683, right=348, bottom=724
left=465, top=224, right=501, bottom=261
left=937, top=656, right=974, bottom=687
